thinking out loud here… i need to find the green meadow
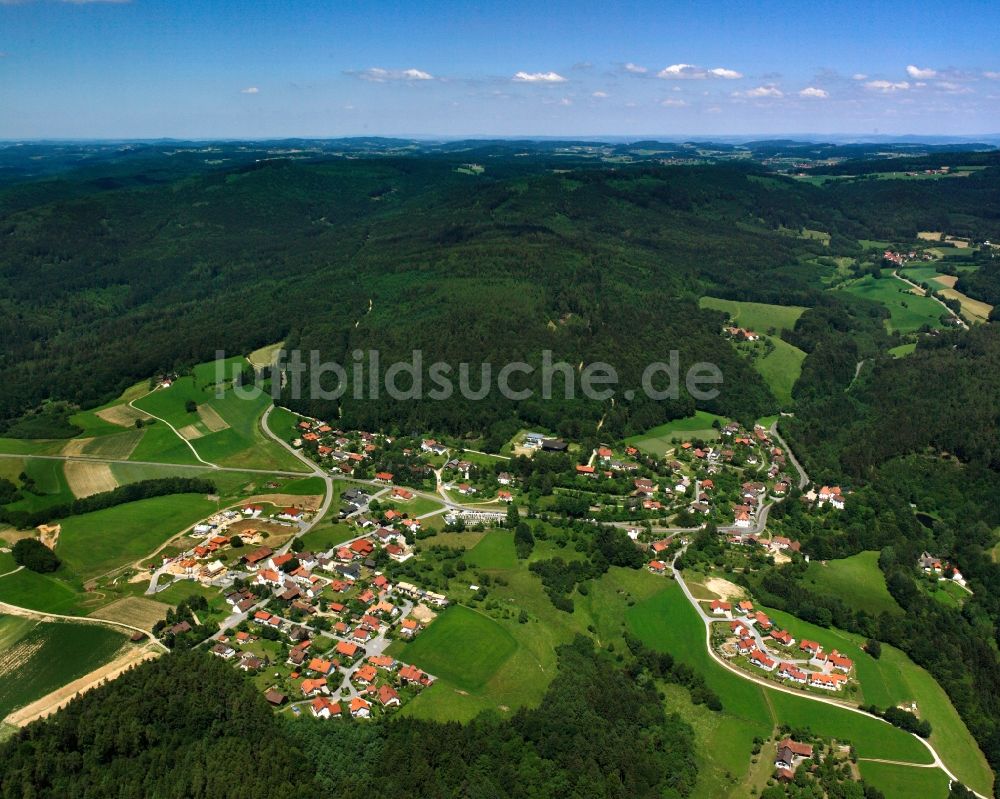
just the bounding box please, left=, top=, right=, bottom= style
left=801, top=551, right=901, bottom=616
left=700, top=297, right=807, bottom=332
left=624, top=582, right=956, bottom=798
left=760, top=605, right=992, bottom=794
left=388, top=604, right=518, bottom=692
left=837, top=273, right=947, bottom=333
left=624, top=411, right=728, bottom=456
left=130, top=358, right=308, bottom=472
left=699, top=298, right=807, bottom=405
left=56, top=493, right=219, bottom=581
left=0, top=617, right=128, bottom=720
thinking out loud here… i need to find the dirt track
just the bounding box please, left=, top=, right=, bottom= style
left=4, top=644, right=160, bottom=727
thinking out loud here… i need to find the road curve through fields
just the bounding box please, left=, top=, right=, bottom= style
left=669, top=552, right=988, bottom=799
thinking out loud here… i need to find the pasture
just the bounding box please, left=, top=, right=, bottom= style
left=624, top=411, right=728, bottom=455
left=857, top=762, right=950, bottom=799
left=466, top=530, right=518, bottom=569
left=0, top=617, right=128, bottom=721
left=801, top=551, right=900, bottom=616
left=750, top=336, right=806, bottom=405
left=56, top=493, right=218, bottom=581
left=699, top=296, right=807, bottom=332
left=388, top=604, right=517, bottom=691
left=838, top=273, right=946, bottom=333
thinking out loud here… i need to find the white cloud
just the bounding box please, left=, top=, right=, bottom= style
left=592, top=90, right=609, bottom=98
left=738, top=85, right=783, bottom=98
left=624, top=62, right=647, bottom=74
left=660, top=98, right=687, bottom=107
left=657, top=63, right=742, bottom=80
left=357, top=67, right=434, bottom=82
left=558, top=97, right=572, bottom=106
left=512, top=71, right=566, bottom=83
left=852, top=73, right=868, bottom=81
left=937, top=81, right=973, bottom=94
left=240, top=87, right=259, bottom=94
left=799, top=87, right=829, bottom=98
left=865, top=80, right=910, bottom=92
left=906, top=64, right=937, bottom=79
left=983, top=71, right=1000, bottom=80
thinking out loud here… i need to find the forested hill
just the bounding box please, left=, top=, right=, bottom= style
left=1, top=147, right=999, bottom=440
left=0, top=639, right=699, bottom=799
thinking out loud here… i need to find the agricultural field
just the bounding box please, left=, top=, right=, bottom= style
left=624, top=411, right=728, bottom=456
left=63, top=461, right=118, bottom=498
left=247, top=341, right=285, bottom=370
left=939, top=287, right=993, bottom=324
left=801, top=551, right=901, bottom=616
left=0, top=568, right=90, bottom=615
left=127, top=358, right=309, bottom=472
left=56, top=493, right=219, bottom=581
left=699, top=298, right=807, bottom=404
left=88, top=596, right=172, bottom=630
left=700, top=297, right=807, bottom=332
left=837, top=273, right=948, bottom=333
left=624, top=582, right=964, bottom=799
left=0, top=617, right=128, bottom=721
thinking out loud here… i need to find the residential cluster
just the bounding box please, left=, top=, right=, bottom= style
left=709, top=598, right=855, bottom=692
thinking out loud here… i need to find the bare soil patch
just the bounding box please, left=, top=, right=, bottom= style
left=4, top=645, right=160, bottom=727
left=703, top=577, right=747, bottom=600
left=244, top=493, right=324, bottom=512
left=410, top=603, right=438, bottom=624
left=64, top=461, right=118, bottom=498
left=36, top=524, right=60, bottom=550
left=934, top=274, right=959, bottom=288
left=197, top=404, right=230, bottom=433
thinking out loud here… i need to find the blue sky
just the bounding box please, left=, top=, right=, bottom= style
left=2, top=0, right=999, bottom=138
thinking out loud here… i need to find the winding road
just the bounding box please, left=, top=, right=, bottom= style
left=670, top=531, right=987, bottom=798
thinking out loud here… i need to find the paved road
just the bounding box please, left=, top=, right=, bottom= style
left=669, top=550, right=987, bottom=798
left=894, top=269, right=968, bottom=330
left=129, top=388, right=218, bottom=468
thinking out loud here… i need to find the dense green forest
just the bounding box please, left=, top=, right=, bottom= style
left=2, top=144, right=999, bottom=440
left=0, top=638, right=699, bottom=799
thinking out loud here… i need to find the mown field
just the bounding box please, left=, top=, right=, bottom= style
left=700, top=297, right=807, bottom=332
left=624, top=410, right=728, bottom=456
left=837, top=273, right=947, bottom=333
left=0, top=617, right=127, bottom=720
left=801, top=551, right=900, bottom=616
